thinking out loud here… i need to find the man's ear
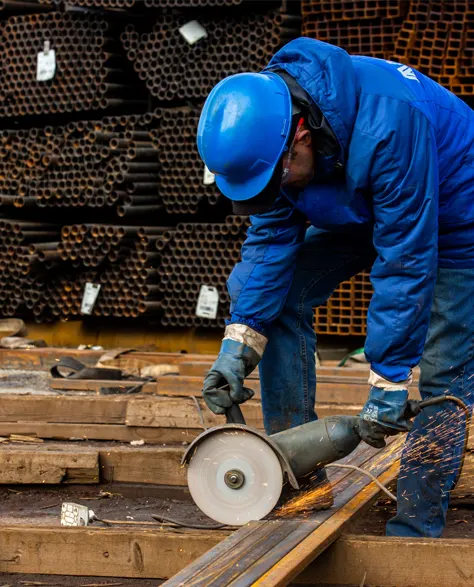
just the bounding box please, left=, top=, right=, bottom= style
left=297, top=129, right=312, bottom=147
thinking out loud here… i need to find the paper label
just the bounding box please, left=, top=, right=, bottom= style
left=81, top=283, right=101, bottom=315
left=37, top=49, right=56, bottom=81
left=179, top=20, right=208, bottom=45
left=196, top=285, right=219, bottom=319
left=203, top=165, right=215, bottom=185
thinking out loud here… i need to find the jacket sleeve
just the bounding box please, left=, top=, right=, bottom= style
left=364, top=105, right=439, bottom=383
left=227, top=196, right=306, bottom=335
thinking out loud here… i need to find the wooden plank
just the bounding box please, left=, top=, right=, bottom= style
left=294, top=534, right=474, bottom=587
left=0, top=394, right=128, bottom=424
left=0, top=347, right=216, bottom=371
left=0, top=526, right=227, bottom=578
left=452, top=451, right=474, bottom=497
left=98, top=445, right=186, bottom=485
left=0, top=422, right=200, bottom=444
left=49, top=378, right=158, bottom=393
left=164, top=437, right=403, bottom=586
left=179, top=362, right=421, bottom=382
left=0, top=441, right=183, bottom=485
left=125, top=397, right=361, bottom=430
left=0, top=393, right=361, bottom=436
left=126, top=397, right=263, bottom=429
left=49, top=374, right=421, bottom=405
left=0, top=444, right=99, bottom=484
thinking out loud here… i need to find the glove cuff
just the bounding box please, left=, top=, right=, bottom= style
left=368, top=369, right=412, bottom=391
left=224, top=324, right=268, bottom=358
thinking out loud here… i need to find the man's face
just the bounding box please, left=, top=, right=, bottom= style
left=281, top=127, right=315, bottom=190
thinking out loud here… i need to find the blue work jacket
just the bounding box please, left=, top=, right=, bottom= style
left=227, top=37, right=474, bottom=382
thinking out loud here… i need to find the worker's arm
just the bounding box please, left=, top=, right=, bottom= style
left=359, top=103, right=439, bottom=446
left=202, top=196, right=306, bottom=414
left=227, top=196, right=307, bottom=333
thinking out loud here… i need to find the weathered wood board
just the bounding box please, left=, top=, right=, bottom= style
left=295, top=534, right=474, bottom=587
left=0, top=525, right=227, bottom=578
left=0, top=444, right=99, bottom=484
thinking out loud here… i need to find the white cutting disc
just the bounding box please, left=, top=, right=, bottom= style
left=187, top=429, right=284, bottom=526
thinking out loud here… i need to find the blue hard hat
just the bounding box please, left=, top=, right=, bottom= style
left=197, top=72, right=292, bottom=202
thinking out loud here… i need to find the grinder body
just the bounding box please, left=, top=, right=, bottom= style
left=183, top=409, right=365, bottom=525
left=271, top=415, right=362, bottom=478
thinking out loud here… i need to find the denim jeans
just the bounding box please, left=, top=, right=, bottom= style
left=259, top=226, right=474, bottom=536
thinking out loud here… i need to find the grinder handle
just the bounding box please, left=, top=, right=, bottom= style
left=226, top=403, right=246, bottom=425
left=404, top=399, right=423, bottom=420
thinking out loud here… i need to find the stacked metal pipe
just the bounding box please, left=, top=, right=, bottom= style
left=392, top=0, right=474, bottom=95
left=0, top=221, right=176, bottom=321
left=302, top=1, right=408, bottom=61
left=144, top=0, right=242, bottom=6
left=158, top=217, right=248, bottom=328
left=303, top=1, right=474, bottom=96
left=0, top=113, right=162, bottom=212
left=0, top=220, right=61, bottom=319
left=0, top=1, right=54, bottom=14
left=44, top=224, right=173, bottom=319
left=121, top=10, right=301, bottom=101
left=0, top=11, right=145, bottom=117
left=0, top=2, right=304, bottom=327
left=40, top=0, right=241, bottom=6
left=314, top=270, right=372, bottom=336
left=39, top=0, right=135, bottom=8
left=152, top=108, right=222, bottom=214
left=302, top=0, right=407, bottom=22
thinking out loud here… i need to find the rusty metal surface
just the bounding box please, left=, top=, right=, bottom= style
left=121, top=11, right=301, bottom=101
left=0, top=11, right=146, bottom=118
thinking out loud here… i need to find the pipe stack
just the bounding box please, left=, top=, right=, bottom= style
left=0, top=1, right=54, bottom=14
left=313, top=270, right=372, bottom=337
left=302, top=0, right=409, bottom=60
left=0, top=113, right=162, bottom=212
left=15, top=223, right=175, bottom=321
left=0, top=11, right=146, bottom=117
left=0, top=2, right=304, bottom=328
left=392, top=0, right=473, bottom=94
left=39, top=0, right=135, bottom=7
left=0, top=220, right=61, bottom=319
left=152, top=108, right=222, bottom=214
left=46, top=224, right=172, bottom=319
left=93, top=225, right=175, bottom=318
left=121, top=10, right=301, bottom=101
left=158, top=217, right=248, bottom=328
left=40, top=0, right=242, bottom=6
left=145, top=0, right=242, bottom=5
left=303, top=1, right=474, bottom=96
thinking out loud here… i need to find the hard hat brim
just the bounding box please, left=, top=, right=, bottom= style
left=215, top=162, right=278, bottom=202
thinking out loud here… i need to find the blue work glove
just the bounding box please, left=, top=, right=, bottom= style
left=358, top=387, right=412, bottom=448
left=202, top=338, right=261, bottom=415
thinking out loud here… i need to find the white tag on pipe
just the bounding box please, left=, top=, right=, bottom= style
left=81, top=283, right=101, bottom=315
left=203, top=165, right=215, bottom=185
left=37, top=42, right=56, bottom=81
left=179, top=20, right=208, bottom=45
left=196, top=285, right=219, bottom=319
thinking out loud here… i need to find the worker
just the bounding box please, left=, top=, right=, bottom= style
left=197, top=37, right=474, bottom=538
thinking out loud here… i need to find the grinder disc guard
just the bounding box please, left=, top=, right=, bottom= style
left=187, top=428, right=284, bottom=526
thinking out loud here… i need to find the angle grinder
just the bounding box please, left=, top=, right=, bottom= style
left=183, top=393, right=470, bottom=526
